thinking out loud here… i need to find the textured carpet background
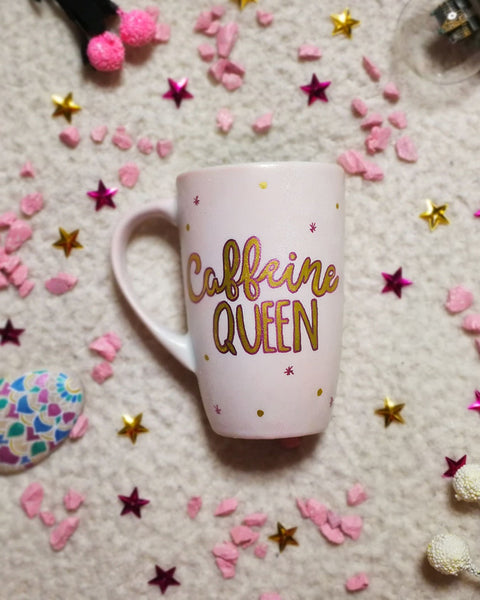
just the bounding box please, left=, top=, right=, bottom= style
left=2, top=0, right=480, bottom=598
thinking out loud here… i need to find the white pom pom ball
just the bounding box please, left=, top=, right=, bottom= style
left=453, top=463, right=480, bottom=503
left=426, top=533, right=472, bottom=576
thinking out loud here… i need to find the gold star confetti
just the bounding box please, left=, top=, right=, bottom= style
left=117, top=413, right=149, bottom=444
left=237, top=0, right=257, bottom=9
left=51, top=92, right=81, bottom=123
left=330, top=8, right=360, bottom=38
left=269, top=522, right=299, bottom=552
left=52, top=228, right=83, bottom=257
left=419, top=199, right=450, bottom=231
left=374, top=397, right=405, bottom=427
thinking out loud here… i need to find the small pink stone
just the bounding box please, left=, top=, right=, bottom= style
left=307, top=498, right=328, bottom=527
left=18, top=280, right=35, bottom=298
left=21, top=482, right=44, bottom=518
left=90, top=337, right=117, bottom=361
left=64, top=489, right=86, bottom=511
left=214, top=497, right=238, bottom=516
left=9, top=264, right=28, bottom=287
left=351, top=98, right=368, bottom=117
left=187, top=496, right=203, bottom=519
left=5, top=220, right=33, bottom=253
left=194, top=10, right=212, bottom=32
left=388, top=110, right=408, bottom=129
left=91, top=362, right=113, bottom=384
left=0, top=212, right=17, bottom=227
left=154, top=22, right=170, bottom=43
left=365, top=126, right=391, bottom=154
left=209, top=58, right=228, bottom=81
left=345, top=572, right=369, bottom=592
left=0, top=272, right=9, bottom=289
left=212, top=542, right=239, bottom=564
left=319, top=522, right=345, bottom=544
left=217, top=22, right=239, bottom=58
left=112, top=126, right=133, bottom=150
left=69, top=414, right=89, bottom=439
left=211, top=5, right=225, bottom=19
left=340, top=515, right=363, bottom=540
left=119, top=163, right=140, bottom=188
left=254, top=543, right=268, bottom=558
left=90, top=125, right=108, bottom=143
left=222, top=72, right=243, bottom=91
left=45, top=272, right=78, bottom=295
left=1, top=254, right=21, bottom=273
left=243, top=513, right=267, bottom=527
left=39, top=511, right=56, bottom=527
left=337, top=150, right=367, bottom=175
left=252, top=112, right=273, bottom=134
left=260, top=594, right=282, bottom=600
left=361, top=113, right=383, bottom=129
left=362, top=55, right=381, bottom=81
left=296, top=497, right=310, bottom=518
left=198, top=42, right=216, bottom=62
left=462, top=313, right=480, bottom=333
left=59, top=126, right=80, bottom=148
left=395, top=135, right=418, bottom=162
left=215, top=557, right=236, bottom=579
left=205, top=20, right=221, bottom=36
left=230, top=525, right=259, bottom=547
left=362, top=160, right=384, bottom=181
left=103, top=331, right=122, bottom=351
left=257, top=10, right=274, bottom=26
left=445, top=285, right=474, bottom=314
left=347, top=483, right=368, bottom=506
left=20, top=192, right=44, bottom=217
left=216, top=108, right=234, bottom=133
left=137, top=137, right=154, bottom=154
left=298, top=44, right=322, bottom=60
left=50, top=517, right=79, bottom=551
left=383, top=82, right=400, bottom=101
left=20, top=161, right=35, bottom=178
left=225, top=60, right=245, bottom=76
left=327, top=510, right=342, bottom=529
left=156, top=140, right=173, bottom=158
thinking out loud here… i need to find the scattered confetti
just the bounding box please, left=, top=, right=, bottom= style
left=137, top=137, right=154, bottom=154
left=112, top=126, right=133, bottom=150
left=157, top=139, right=173, bottom=158
left=362, top=160, right=384, bottom=181
left=163, top=77, right=193, bottom=108
left=50, top=516, right=80, bottom=551
left=90, top=125, right=108, bottom=143
left=327, top=510, right=342, bottom=529
left=51, top=92, right=81, bottom=123
left=217, top=22, right=238, bottom=58
left=0, top=318, right=24, bottom=345
left=20, top=192, right=44, bottom=217
left=300, top=74, right=331, bottom=105
left=39, top=511, right=56, bottom=527
left=340, top=515, right=363, bottom=540
left=87, top=180, right=118, bottom=211
left=212, top=541, right=239, bottom=564
left=383, top=82, right=400, bottom=102
left=198, top=42, right=215, bottom=61
left=69, top=414, right=89, bottom=440
left=362, top=56, right=381, bottom=81
left=330, top=8, right=360, bottom=38
left=243, top=513, right=268, bottom=527
left=345, top=572, right=369, bottom=592
left=52, top=228, right=83, bottom=257
left=360, top=113, right=383, bottom=129
left=284, top=365, right=294, bottom=375
left=45, top=273, right=78, bottom=295
left=90, top=335, right=118, bottom=362
left=222, top=72, right=243, bottom=91
left=306, top=498, right=328, bottom=527
left=64, top=489, right=85, bottom=511
left=419, top=199, right=449, bottom=230
left=117, top=413, right=149, bottom=444
left=20, top=161, right=35, bottom=178
left=252, top=112, right=273, bottom=134
left=319, top=522, right=345, bottom=544
left=59, top=126, right=80, bottom=149
left=21, top=481, right=44, bottom=518
left=374, top=397, right=405, bottom=427
left=118, top=487, right=150, bottom=518
left=18, top=280, right=35, bottom=298
left=9, top=264, right=28, bottom=287
left=298, top=44, right=322, bottom=60
left=445, top=285, right=474, bottom=314
left=461, top=313, right=480, bottom=333
left=119, top=163, right=140, bottom=188
left=148, top=566, right=180, bottom=594
left=216, top=108, right=234, bottom=132
left=187, top=496, right=203, bottom=519
left=5, top=220, right=33, bottom=253
left=91, top=361, right=113, bottom=384
left=230, top=524, right=259, bottom=547
left=381, top=267, right=412, bottom=298
left=269, top=522, right=299, bottom=552
left=194, top=10, right=213, bottom=32
left=365, top=126, right=391, bottom=154
left=395, top=135, right=418, bottom=162
left=337, top=150, right=367, bottom=175
left=215, top=556, right=236, bottom=579
left=347, top=483, right=368, bottom=506
left=214, top=497, right=238, bottom=516
left=388, top=110, right=407, bottom=129
left=443, top=455, right=467, bottom=478
left=351, top=98, right=368, bottom=117
left=256, top=10, right=274, bottom=26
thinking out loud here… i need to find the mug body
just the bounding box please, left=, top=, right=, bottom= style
left=176, top=162, right=345, bottom=439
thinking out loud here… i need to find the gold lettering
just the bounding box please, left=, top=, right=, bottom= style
left=293, top=299, right=318, bottom=352
left=261, top=301, right=277, bottom=353
left=236, top=304, right=262, bottom=354
left=275, top=300, right=291, bottom=352
left=212, top=301, right=237, bottom=355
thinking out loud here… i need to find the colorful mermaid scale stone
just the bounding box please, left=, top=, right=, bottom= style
left=0, top=369, right=84, bottom=474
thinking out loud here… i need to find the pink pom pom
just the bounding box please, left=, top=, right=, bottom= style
left=87, top=32, right=125, bottom=72
left=118, top=9, right=156, bottom=47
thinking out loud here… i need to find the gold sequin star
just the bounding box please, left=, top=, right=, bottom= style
left=237, top=0, right=257, bottom=8
left=51, top=92, right=81, bottom=123
left=330, top=8, right=360, bottom=38
left=118, top=413, right=149, bottom=444
left=374, top=397, right=405, bottom=427
left=419, top=199, right=450, bottom=231
left=268, top=522, right=299, bottom=552
left=52, top=228, right=83, bottom=257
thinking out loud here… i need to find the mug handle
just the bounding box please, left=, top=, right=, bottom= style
left=111, top=200, right=196, bottom=372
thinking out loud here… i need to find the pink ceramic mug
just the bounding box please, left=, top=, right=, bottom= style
left=111, top=162, right=345, bottom=439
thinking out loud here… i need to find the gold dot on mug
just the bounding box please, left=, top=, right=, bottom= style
left=259, top=182, right=268, bottom=189
left=317, top=388, right=323, bottom=396
left=336, top=203, right=340, bottom=209
left=204, top=354, right=209, bottom=361
left=257, top=409, right=264, bottom=417
left=186, top=224, right=190, bottom=231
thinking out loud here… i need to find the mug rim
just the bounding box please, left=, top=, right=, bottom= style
left=176, top=161, right=343, bottom=183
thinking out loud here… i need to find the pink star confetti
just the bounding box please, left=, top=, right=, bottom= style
left=87, top=180, right=118, bottom=211
left=468, top=390, right=480, bottom=412
left=381, top=267, right=412, bottom=298
left=300, top=74, right=331, bottom=105
left=443, top=455, right=467, bottom=478
left=163, top=77, right=194, bottom=108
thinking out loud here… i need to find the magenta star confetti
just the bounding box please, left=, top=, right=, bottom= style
left=162, top=78, right=193, bottom=108
left=468, top=390, right=480, bottom=412
left=284, top=366, right=294, bottom=375
left=0, top=319, right=24, bottom=345
left=118, top=487, right=150, bottom=518
left=381, top=267, right=412, bottom=298
left=443, top=455, right=467, bottom=478
left=148, top=565, right=180, bottom=594
left=87, top=180, right=118, bottom=211
left=300, top=74, right=331, bottom=105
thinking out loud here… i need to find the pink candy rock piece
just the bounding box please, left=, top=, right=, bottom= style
left=260, top=594, right=282, bottom=600
left=252, top=112, right=273, bottom=134
left=64, top=489, right=86, bottom=511
left=119, top=163, right=140, bottom=188
left=296, top=497, right=310, bottom=518
left=327, top=510, right=342, bottom=529
left=351, top=98, right=368, bottom=117
left=87, top=31, right=125, bottom=72
left=40, top=511, right=56, bottom=527
left=113, top=126, right=133, bottom=150
left=462, top=313, right=480, bottom=333
left=69, top=414, right=89, bottom=439
left=337, top=150, right=367, bottom=175
left=383, top=82, right=400, bottom=101
left=0, top=272, right=9, bottom=289
left=347, top=483, right=368, bottom=506
left=340, top=515, right=363, bottom=540
left=187, top=496, right=203, bottom=519
left=0, top=212, right=17, bottom=227
left=388, top=110, right=407, bottom=129
left=217, top=22, right=239, bottom=58
left=362, top=55, right=381, bottom=81
left=298, top=44, right=322, bottom=60
left=5, top=220, right=32, bottom=253
left=215, top=557, right=236, bottom=579
left=365, top=126, right=391, bottom=154
left=209, top=58, right=228, bottom=82
left=362, top=160, right=384, bottom=182
left=90, top=334, right=120, bottom=363
left=50, top=517, right=80, bottom=551
left=361, top=113, right=383, bottom=129
left=445, top=285, right=474, bottom=314
left=243, top=512, right=267, bottom=527
left=222, top=72, right=243, bottom=91
left=254, top=543, right=268, bottom=558
left=103, top=331, right=122, bottom=351
left=91, top=362, right=113, bottom=384
left=216, top=108, right=234, bottom=133
left=21, top=482, right=44, bottom=518
left=198, top=42, right=216, bottom=62
left=306, top=498, right=328, bottom=527
left=19, top=280, right=35, bottom=298
left=212, top=542, right=239, bottom=564
left=156, top=140, right=173, bottom=158
left=205, top=21, right=221, bottom=36
left=45, top=273, right=78, bottom=295
left=20, top=161, right=35, bottom=178
left=137, top=137, right=154, bottom=154
left=345, top=572, right=369, bottom=592
left=90, top=125, right=109, bottom=143
left=257, top=10, right=274, bottom=26
left=9, top=264, right=28, bottom=287
left=395, top=135, right=418, bottom=162
left=0, top=253, right=21, bottom=273
left=214, top=497, right=238, bottom=516
left=59, top=126, right=80, bottom=149
left=154, top=22, right=171, bottom=43
left=319, top=522, right=345, bottom=544
left=118, top=9, right=156, bottom=47
left=20, top=192, right=44, bottom=217
left=211, top=5, right=226, bottom=19
left=230, top=525, right=259, bottom=547
left=194, top=10, right=213, bottom=32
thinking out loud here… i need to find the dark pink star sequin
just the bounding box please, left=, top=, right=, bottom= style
left=87, top=180, right=118, bottom=211
left=0, top=319, right=24, bottom=345
left=381, top=267, right=412, bottom=298
left=118, top=487, right=150, bottom=518
left=163, top=78, right=193, bottom=108
left=443, top=455, right=467, bottom=478
left=300, top=74, right=331, bottom=105
left=148, top=565, right=180, bottom=594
